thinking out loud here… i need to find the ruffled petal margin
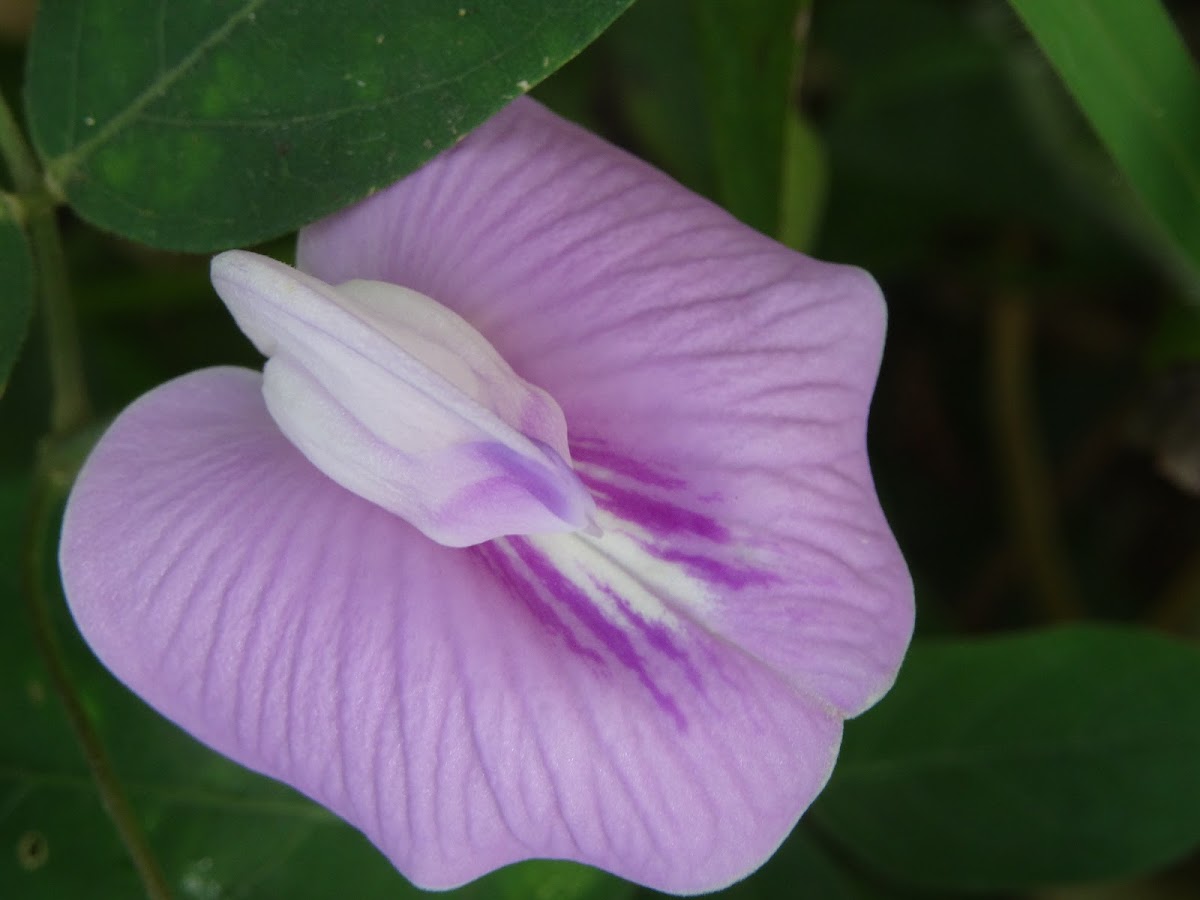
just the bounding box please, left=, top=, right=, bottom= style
left=299, top=98, right=913, bottom=717
left=61, top=367, right=845, bottom=893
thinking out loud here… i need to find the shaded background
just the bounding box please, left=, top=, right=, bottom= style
left=3, top=1, right=1200, bottom=898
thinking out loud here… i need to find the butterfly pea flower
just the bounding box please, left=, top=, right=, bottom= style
left=59, top=99, right=913, bottom=895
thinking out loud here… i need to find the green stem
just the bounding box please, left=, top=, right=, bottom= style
left=28, top=203, right=89, bottom=434
left=0, top=92, right=40, bottom=193
left=988, top=293, right=1082, bottom=621
left=4, top=88, right=163, bottom=897
left=22, top=465, right=174, bottom=900
left=0, top=88, right=89, bottom=435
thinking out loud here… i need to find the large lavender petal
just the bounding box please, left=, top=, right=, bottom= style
left=299, top=98, right=913, bottom=717
left=60, top=367, right=843, bottom=894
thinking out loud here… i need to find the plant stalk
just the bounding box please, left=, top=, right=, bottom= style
left=988, top=292, right=1082, bottom=621
left=4, top=87, right=164, bottom=898
left=0, top=88, right=89, bottom=435
left=22, top=467, right=174, bottom=900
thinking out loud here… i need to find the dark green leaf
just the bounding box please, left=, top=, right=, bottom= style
left=1007, top=0, right=1200, bottom=285
left=813, top=0, right=1068, bottom=273
left=604, top=0, right=809, bottom=238
left=25, top=0, right=634, bottom=252
left=0, top=199, right=32, bottom=391
left=603, top=0, right=718, bottom=200
left=814, top=626, right=1200, bottom=890
left=717, top=822, right=875, bottom=900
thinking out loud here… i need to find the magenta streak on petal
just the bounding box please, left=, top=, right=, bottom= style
left=653, top=546, right=778, bottom=591
left=471, top=441, right=776, bottom=731
left=597, top=583, right=704, bottom=694
left=570, top=445, right=774, bottom=589
left=475, top=545, right=604, bottom=668
left=582, top=476, right=728, bottom=542
left=571, top=441, right=687, bottom=490
left=600, top=584, right=688, bottom=663
left=480, top=538, right=687, bottom=730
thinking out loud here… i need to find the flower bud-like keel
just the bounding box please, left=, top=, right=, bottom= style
left=211, top=250, right=596, bottom=547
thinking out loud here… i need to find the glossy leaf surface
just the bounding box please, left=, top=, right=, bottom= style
left=1007, top=0, right=1200, bottom=282
left=25, top=0, right=633, bottom=250
left=816, top=627, right=1200, bottom=890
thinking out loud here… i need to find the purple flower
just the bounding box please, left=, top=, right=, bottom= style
left=59, top=99, right=913, bottom=894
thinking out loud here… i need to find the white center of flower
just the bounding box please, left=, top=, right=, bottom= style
left=210, top=250, right=596, bottom=547
left=528, top=507, right=713, bottom=626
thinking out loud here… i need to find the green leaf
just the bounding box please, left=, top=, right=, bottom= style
left=778, top=109, right=826, bottom=253
left=0, top=475, right=628, bottom=899
left=604, top=0, right=809, bottom=238
left=814, top=626, right=1200, bottom=891
left=691, top=0, right=810, bottom=236
left=25, top=0, right=634, bottom=252
left=1007, top=0, right=1200, bottom=284
left=0, top=199, right=32, bottom=391
left=603, top=0, right=715, bottom=200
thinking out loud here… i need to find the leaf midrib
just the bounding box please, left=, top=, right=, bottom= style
left=1075, top=0, right=1200, bottom=204
left=44, top=0, right=269, bottom=185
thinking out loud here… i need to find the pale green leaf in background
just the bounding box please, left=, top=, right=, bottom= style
left=778, top=109, right=827, bottom=253
left=1006, top=0, right=1200, bottom=287
left=691, top=0, right=812, bottom=236
left=603, top=0, right=822, bottom=243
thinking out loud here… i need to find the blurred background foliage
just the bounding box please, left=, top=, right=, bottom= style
left=4, top=0, right=1200, bottom=898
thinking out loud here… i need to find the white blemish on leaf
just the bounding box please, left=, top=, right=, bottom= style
left=83, top=116, right=95, bottom=126
left=181, top=858, right=221, bottom=900
left=26, top=679, right=45, bottom=704
left=16, top=832, right=49, bottom=871
left=517, top=80, right=531, bottom=92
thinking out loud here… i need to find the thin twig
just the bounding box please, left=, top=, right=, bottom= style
left=0, top=88, right=89, bottom=434
left=22, top=465, right=175, bottom=900
left=988, top=292, right=1082, bottom=621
